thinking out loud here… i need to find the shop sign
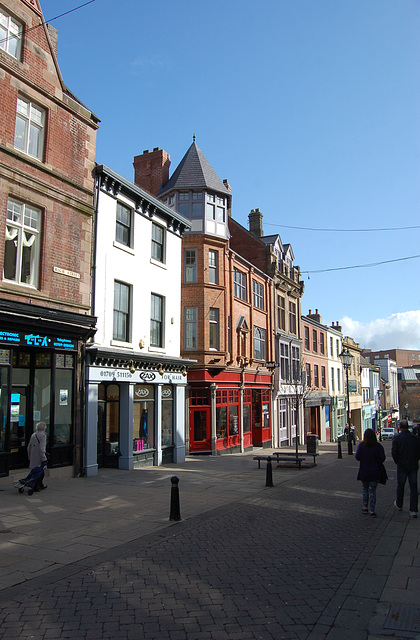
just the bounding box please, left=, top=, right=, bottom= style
left=0, top=330, right=77, bottom=350
left=89, top=366, right=185, bottom=384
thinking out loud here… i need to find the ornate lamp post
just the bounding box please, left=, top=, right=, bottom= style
left=339, top=347, right=354, bottom=455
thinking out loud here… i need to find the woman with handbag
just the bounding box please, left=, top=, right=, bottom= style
left=355, top=428, right=386, bottom=517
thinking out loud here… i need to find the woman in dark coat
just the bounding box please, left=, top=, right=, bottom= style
left=355, top=428, right=386, bottom=517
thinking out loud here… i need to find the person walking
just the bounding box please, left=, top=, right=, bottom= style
left=392, top=419, right=420, bottom=518
left=27, top=422, right=48, bottom=491
left=355, top=428, right=386, bottom=518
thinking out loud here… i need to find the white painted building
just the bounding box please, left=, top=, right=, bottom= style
left=84, top=165, right=192, bottom=476
left=326, top=324, right=346, bottom=440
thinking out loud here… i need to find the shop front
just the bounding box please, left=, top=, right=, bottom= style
left=0, top=300, right=96, bottom=475
left=85, top=348, right=190, bottom=475
left=188, top=369, right=272, bottom=454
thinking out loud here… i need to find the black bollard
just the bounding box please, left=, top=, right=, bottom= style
left=337, top=440, right=342, bottom=459
left=265, top=456, right=273, bottom=487
left=169, top=476, right=181, bottom=521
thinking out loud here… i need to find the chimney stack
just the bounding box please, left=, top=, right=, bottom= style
left=248, top=208, right=263, bottom=237
left=133, top=147, right=171, bottom=196
left=308, top=309, right=322, bottom=323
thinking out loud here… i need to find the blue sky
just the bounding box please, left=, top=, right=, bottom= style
left=41, top=0, right=420, bottom=349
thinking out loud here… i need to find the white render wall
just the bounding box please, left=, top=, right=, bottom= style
left=93, top=188, right=182, bottom=356
left=326, top=329, right=343, bottom=397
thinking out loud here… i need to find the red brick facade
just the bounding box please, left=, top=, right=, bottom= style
left=0, top=0, right=98, bottom=473
left=0, top=0, right=98, bottom=312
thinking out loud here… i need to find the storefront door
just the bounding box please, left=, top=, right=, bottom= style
left=9, top=386, right=32, bottom=468
left=189, top=407, right=211, bottom=452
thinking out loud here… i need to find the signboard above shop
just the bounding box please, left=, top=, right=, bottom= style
left=0, top=330, right=77, bottom=350
left=88, top=366, right=186, bottom=385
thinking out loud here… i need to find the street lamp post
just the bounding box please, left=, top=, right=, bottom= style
left=377, top=390, right=383, bottom=441
left=339, top=347, right=354, bottom=455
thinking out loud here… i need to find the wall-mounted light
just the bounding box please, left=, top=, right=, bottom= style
left=128, top=360, right=136, bottom=374
left=139, top=339, right=145, bottom=349
left=157, top=363, right=164, bottom=376
left=182, top=366, right=187, bottom=377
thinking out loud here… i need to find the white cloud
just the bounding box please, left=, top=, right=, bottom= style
left=340, top=311, right=420, bottom=351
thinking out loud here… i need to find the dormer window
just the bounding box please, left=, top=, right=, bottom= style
left=0, top=10, right=22, bottom=60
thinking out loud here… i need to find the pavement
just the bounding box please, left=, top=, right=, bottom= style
left=0, top=441, right=418, bottom=640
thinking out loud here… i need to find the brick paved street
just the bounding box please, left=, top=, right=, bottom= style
left=0, top=443, right=417, bottom=640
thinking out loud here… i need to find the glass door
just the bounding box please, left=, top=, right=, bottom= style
left=9, top=386, right=32, bottom=468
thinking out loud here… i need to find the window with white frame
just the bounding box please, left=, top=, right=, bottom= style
left=313, top=329, right=317, bottom=353
left=209, top=308, right=219, bottom=350
left=206, top=193, right=215, bottom=220
left=4, top=199, right=41, bottom=287
left=253, top=327, right=266, bottom=360
left=184, top=249, right=197, bottom=283
left=321, top=366, right=326, bottom=388
left=234, top=268, right=247, bottom=301
left=279, top=342, right=289, bottom=381
left=337, top=368, right=340, bottom=394
left=150, top=293, right=164, bottom=347
left=0, top=10, right=22, bottom=59
left=314, top=364, right=319, bottom=388
left=252, top=280, right=264, bottom=310
left=291, top=346, right=300, bottom=381
left=184, top=307, right=197, bottom=349
left=216, top=196, right=226, bottom=222
left=151, top=222, right=165, bottom=263
left=14, top=97, right=45, bottom=161
left=331, top=367, right=335, bottom=392
left=113, top=281, right=131, bottom=342
left=208, top=249, right=218, bottom=284
left=115, top=202, right=132, bottom=247
left=330, top=336, right=334, bottom=357
left=320, top=333, right=325, bottom=355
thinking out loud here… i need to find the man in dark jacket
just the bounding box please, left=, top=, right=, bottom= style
left=392, top=420, right=420, bottom=517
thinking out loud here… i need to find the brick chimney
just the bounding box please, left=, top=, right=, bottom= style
left=248, top=208, right=263, bottom=237
left=307, top=308, right=322, bottom=323
left=133, top=147, right=171, bottom=196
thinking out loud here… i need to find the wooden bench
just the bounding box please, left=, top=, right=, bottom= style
left=272, top=451, right=319, bottom=465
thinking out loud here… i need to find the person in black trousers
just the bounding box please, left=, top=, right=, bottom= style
left=392, top=420, right=420, bottom=518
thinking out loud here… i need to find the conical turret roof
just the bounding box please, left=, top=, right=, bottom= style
left=157, top=141, right=230, bottom=197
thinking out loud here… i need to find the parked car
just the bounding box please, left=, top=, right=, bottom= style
left=381, top=427, right=396, bottom=440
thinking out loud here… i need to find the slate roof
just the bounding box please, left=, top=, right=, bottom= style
left=157, top=141, right=231, bottom=197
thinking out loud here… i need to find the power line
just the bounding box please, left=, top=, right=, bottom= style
left=265, top=221, right=420, bottom=233
left=0, top=1, right=96, bottom=47
left=302, top=253, right=420, bottom=275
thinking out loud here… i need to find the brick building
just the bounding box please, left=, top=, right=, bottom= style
left=134, top=141, right=275, bottom=453
left=0, top=0, right=98, bottom=474
left=362, top=348, right=420, bottom=369
left=301, top=311, right=330, bottom=441
left=229, top=209, right=305, bottom=448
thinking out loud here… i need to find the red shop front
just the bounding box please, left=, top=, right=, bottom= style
left=188, top=369, right=272, bottom=454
